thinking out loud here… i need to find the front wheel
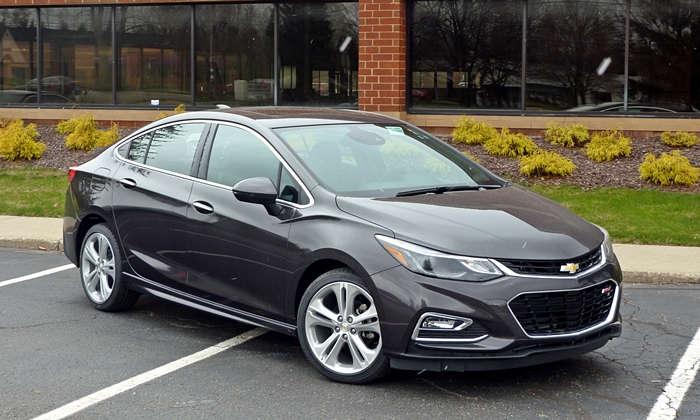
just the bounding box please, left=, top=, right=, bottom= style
left=79, top=224, right=139, bottom=311
left=297, top=268, right=390, bottom=383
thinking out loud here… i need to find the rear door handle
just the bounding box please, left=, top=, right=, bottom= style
left=192, top=201, right=214, bottom=214
left=119, top=178, right=137, bottom=189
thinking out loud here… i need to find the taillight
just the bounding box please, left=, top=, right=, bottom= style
left=68, top=166, right=78, bottom=183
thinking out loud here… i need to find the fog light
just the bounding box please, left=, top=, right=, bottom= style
left=421, top=316, right=472, bottom=330
left=412, top=312, right=488, bottom=343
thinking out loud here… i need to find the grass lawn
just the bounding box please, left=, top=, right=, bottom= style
left=0, top=168, right=698, bottom=246
left=0, top=168, right=68, bottom=218
left=530, top=185, right=700, bottom=247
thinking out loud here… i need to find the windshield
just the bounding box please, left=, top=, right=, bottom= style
left=274, top=123, right=502, bottom=197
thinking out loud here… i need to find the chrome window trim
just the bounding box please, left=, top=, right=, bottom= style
left=112, top=119, right=315, bottom=209
left=490, top=244, right=607, bottom=280
left=411, top=312, right=489, bottom=343
left=507, top=279, right=620, bottom=339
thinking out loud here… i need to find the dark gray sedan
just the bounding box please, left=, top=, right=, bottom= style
left=63, top=108, right=622, bottom=383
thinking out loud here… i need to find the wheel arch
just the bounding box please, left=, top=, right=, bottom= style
left=292, top=254, right=374, bottom=321
left=73, top=213, right=109, bottom=267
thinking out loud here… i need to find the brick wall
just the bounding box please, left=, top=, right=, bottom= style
left=358, top=0, right=406, bottom=116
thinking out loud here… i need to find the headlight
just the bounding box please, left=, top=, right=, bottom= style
left=596, top=225, right=614, bottom=262
left=375, top=235, right=503, bottom=282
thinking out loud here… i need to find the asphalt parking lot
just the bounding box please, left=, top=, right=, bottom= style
left=1, top=247, right=699, bottom=420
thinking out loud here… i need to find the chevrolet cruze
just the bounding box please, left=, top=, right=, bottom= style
left=63, top=107, right=623, bottom=383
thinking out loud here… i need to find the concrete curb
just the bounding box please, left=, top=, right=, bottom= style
left=623, top=272, right=700, bottom=285
left=0, top=239, right=63, bottom=252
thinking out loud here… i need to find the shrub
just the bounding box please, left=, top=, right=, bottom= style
left=661, top=131, right=699, bottom=147
left=543, top=122, right=589, bottom=147
left=59, top=113, right=119, bottom=151
left=462, top=151, right=481, bottom=163
left=639, top=150, right=700, bottom=186
left=0, top=117, right=46, bottom=161
left=452, top=116, right=499, bottom=145
left=484, top=128, right=538, bottom=158
left=519, top=150, right=576, bottom=177
left=157, top=103, right=187, bottom=120
left=585, top=129, right=631, bottom=162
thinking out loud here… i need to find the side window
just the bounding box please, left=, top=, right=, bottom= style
left=123, top=133, right=151, bottom=163
left=145, top=123, right=204, bottom=176
left=279, top=166, right=309, bottom=205
left=206, top=125, right=280, bottom=189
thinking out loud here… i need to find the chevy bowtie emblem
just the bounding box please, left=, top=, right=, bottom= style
left=560, top=263, right=580, bottom=274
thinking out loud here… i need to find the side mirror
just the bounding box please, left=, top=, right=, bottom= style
left=233, top=177, right=278, bottom=204
left=232, top=177, right=282, bottom=216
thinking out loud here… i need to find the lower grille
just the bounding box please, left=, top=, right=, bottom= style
left=509, top=280, right=616, bottom=336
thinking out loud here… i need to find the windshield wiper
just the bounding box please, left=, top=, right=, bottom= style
left=396, top=184, right=502, bottom=197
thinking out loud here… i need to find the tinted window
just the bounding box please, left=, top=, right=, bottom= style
left=207, top=124, right=281, bottom=188
left=125, top=133, right=151, bottom=163
left=145, top=123, right=204, bottom=175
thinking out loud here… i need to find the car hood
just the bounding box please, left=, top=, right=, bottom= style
left=336, top=185, right=603, bottom=260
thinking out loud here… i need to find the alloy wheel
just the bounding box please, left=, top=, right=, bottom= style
left=303, top=281, right=382, bottom=375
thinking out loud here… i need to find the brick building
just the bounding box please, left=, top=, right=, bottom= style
left=1, top=0, right=699, bottom=135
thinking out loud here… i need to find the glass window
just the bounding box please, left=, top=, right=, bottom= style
left=125, top=133, right=151, bottom=163
left=194, top=4, right=274, bottom=107
left=41, top=7, right=112, bottom=105
left=146, top=123, right=204, bottom=175
left=0, top=9, right=38, bottom=105
left=278, top=2, right=358, bottom=106
left=410, top=0, right=523, bottom=110
left=629, top=0, right=700, bottom=112
left=115, top=6, right=191, bottom=106
left=206, top=124, right=281, bottom=188
left=527, top=0, right=626, bottom=112
left=275, top=123, right=499, bottom=196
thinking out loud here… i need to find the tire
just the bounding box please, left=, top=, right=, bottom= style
left=79, top=224, right=139, bottom=311
left=297, top=268, right=390, bottom=384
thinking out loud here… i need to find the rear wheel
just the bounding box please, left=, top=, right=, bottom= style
left=297, top=268, right=390, bottom=383
left=80, top=224, right=139, bottom=311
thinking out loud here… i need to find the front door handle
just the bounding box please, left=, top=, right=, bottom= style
left=192, top=201, right=214, bottom=214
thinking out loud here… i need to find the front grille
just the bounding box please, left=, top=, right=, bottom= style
left=509, top=280, right=616, bottom=336
left=498, top=246, right=602, bottom=276
left=416, top=321, right=489, bottom=340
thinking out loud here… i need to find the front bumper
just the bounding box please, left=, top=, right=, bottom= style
left=371, top=256, right=623, bottom=371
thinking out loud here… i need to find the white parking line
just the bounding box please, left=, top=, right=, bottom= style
left=647, top=326, right=700, bottom=420
left=32, top=327, right=268, bottom=420
left=0, top=264, right=75, bottom=288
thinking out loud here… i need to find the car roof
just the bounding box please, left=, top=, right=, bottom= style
left=210, top=107, right=404, bottom=128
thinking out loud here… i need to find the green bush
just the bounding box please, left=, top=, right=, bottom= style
left=639, top=150, right=699, bottom=186
left=58, top=113, right=119, bottom=151
left=543, top=122, right=589, bottom=147
left=484, top=128, right=538, bottom=158
left=519, top=150, right=576, bottom=177
left=585, top=129, right=632, bottom=162
left=462, top=151, right=481, bottom=163
left=452, top=116, right=499, bottom=145
left=661, top=131, right=699, bottom=147
left=157, top=103, right=187, bottom=120
left=0, top=117, right=46, bottom=161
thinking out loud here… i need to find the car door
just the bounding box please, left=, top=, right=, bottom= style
left=184, top=123, right=303, bottom=321
left=112, top=122, right=208, bottom=289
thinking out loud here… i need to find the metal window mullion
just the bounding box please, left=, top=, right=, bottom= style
left=36, top=8, right=42, bottom=105
left=112, top=6, right=117, bottom=105
left=521, top=0, right=527, bottom=112
left=623, top=0, right=630, bottom=112
left=191, top=5, right=196, bottom=107
left=274, top=3, right=279, bottom=106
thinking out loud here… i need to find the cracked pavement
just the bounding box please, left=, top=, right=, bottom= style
left=1, top=248, right=698, bottom=420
